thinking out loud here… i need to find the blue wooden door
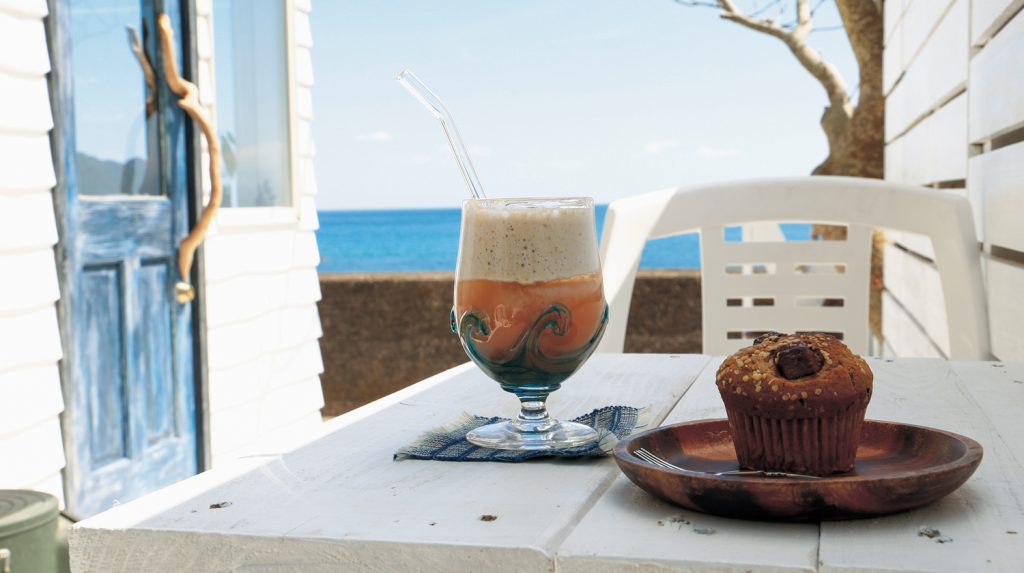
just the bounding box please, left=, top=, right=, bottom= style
left=55, top=0, right=198, bottom=517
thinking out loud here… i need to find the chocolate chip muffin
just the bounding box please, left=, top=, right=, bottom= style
left=715, top=332, right=873, bottom=475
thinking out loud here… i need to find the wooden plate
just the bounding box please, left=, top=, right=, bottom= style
left=614, top=419, right=983, bottom=521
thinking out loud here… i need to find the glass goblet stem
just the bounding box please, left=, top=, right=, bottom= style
left=511, top=399, right=558, bottom=434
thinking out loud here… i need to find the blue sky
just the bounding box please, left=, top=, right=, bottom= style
left=309, top=1, right=858, bottom=210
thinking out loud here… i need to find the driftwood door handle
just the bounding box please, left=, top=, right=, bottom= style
left=157, top=14, right=222, bottom=304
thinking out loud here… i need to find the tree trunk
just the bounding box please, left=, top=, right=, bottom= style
left=812, top=0, right=884, bottom=178
left=812, top=0, right=885, bottom=340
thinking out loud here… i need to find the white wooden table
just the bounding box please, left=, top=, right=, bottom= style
left=70, top=354, right=1024, bottom=572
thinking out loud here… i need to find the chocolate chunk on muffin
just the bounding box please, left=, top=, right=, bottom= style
left=715, top=333, right=873, bottom=475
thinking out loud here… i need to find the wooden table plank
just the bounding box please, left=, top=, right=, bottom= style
left=71, top=354, right=710, bottom=573
left=819, top=358, right=1024, bottom=573
left=557, top=358, right=821, bottom=573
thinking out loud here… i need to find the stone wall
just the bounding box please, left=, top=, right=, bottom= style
left=318, top=270, right=701, bottom=416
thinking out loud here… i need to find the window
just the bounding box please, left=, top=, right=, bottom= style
left=70, top=1, right=161, bottom=196
left=213, top=0, right=292, bottom=207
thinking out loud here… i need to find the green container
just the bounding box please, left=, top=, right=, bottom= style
left=0, top=491, right=58, bottom=573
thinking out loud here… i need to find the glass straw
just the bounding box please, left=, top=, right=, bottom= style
left=397, top=69, right=487, bottom=200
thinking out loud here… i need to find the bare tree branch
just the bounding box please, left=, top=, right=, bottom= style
left=796, top=0, right=811, bottom=28
left=717, top=0, right=789, bottom=39
left=673, top=0, right=722, bottom=8
left=705, top=1, right=851, bottom=115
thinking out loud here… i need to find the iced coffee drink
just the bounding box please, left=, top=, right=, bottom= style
left=452, top=197, right=607, bottom=450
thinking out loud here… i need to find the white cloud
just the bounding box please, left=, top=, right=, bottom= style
left=468, top=144, right=491, bottom=156
left=356, top=131, right=394, bottom=142
left=411, top=153, right=431, bottom=164
left=642, top=140, right=679, bottom=155
left=696, top=144, right=741, bottom=158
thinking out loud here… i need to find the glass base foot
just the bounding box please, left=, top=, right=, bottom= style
left=466, top=420, right=600, bottom=451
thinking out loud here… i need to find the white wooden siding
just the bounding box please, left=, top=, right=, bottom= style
left=0, top=366, right=63, bottom=436
left=987, top=258, right=1024, bottom=362
left=886, top=91, right=967, bottom=185
left=884, top=0, right=904, bottom=42
left=0, top=418, right=65, bottom=489
left=880, top=1, right=966, bottom=358
left=296, top=88, right=314, bottom=120
left=0, top=1, right=66, bottom=504
left=208, top=375, right=324, bottom=458
left=293, top=10, right=312, bottom=47
left=204, top=307, right=323, bottom=371
left=883, top=244, right=950, bottom=355
left=0, top=192, right=58, bottom=250
left=885, top=0, right=967, bottom=140
left=886, top=228, right=935, bottom=262
left=0, top=250, right=61, bottom=313
left=0, top=134, right=57, bottom=190
left=882, top=127, right=902, bottom=181
left=198, top=0, right=325, bottom=467
left=294, top=46, right=315, bottom=87
left=969, top=6, right=1024, bottom=143
left=971, top=0, right=1024, bottom=45
left=884, top=1, right=1024, bottom=361
left=203, top=230, right=318, bottom=280
left=969, top=5, right=1024, bottom=362
left=0, top=8, right=50, bottom=76
left=971, top=140, right=1024, bottom=252
left=896, top=0, right=957, bottom=72
left=882, top=1, right=967, bottom=359
left=0, top=74, right=53, bottom=133
left=0, top=0, right=47, bottom=18
left=205, top=268, right=321, bottom=327
left=0, top=364, right=65, bottom=495
left=208, top=348, right=322, bottom=413
left=881, top=292, right=946, bottom=358
left=0, top=305, right=61, bottom=371
left=882, top=0, right=904, bottom=94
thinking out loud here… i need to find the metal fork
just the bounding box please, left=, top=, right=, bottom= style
left=634, top=447, right=687, bottom=471
left=632, top=447, right=823, bottom=479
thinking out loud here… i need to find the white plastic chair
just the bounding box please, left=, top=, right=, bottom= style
left=598, top=176, right=989, bottom=359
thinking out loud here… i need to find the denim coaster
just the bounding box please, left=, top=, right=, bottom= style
left=394, top=405, right=649, bottom=462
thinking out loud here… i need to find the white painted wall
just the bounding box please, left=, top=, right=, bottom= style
left=0, top=0, right=67, bottom=504
left=196, top=0, right=325, bottom=465
left=883, top=0, right=1024, bottom=361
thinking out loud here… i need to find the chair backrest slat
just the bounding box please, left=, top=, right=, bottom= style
left=701, top=223, right=871, bottom=355
left=597, top=176, right=989, bottom=359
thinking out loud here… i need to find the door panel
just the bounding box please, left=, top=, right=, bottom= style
left=78, top=200, right=173, bottom=260
left=138, top=259, right=175, bottom=442
left=56, top=0, right=198, bottom=517
left=80, top=264, right=128, bottom=465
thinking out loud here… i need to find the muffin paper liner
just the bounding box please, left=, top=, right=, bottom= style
left=725, top=405, right=868, bottom=475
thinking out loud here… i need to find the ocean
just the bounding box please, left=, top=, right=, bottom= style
left=316, top=205, right=811, bottom=273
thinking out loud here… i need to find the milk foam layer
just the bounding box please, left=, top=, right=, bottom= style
left=457, top=198, right=601, bottom=283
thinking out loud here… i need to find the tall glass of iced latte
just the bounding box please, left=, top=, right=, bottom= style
left=452, top=197, right=607, bottom=450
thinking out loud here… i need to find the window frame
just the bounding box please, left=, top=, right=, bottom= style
left=209, top=0, right=300, bottom=225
